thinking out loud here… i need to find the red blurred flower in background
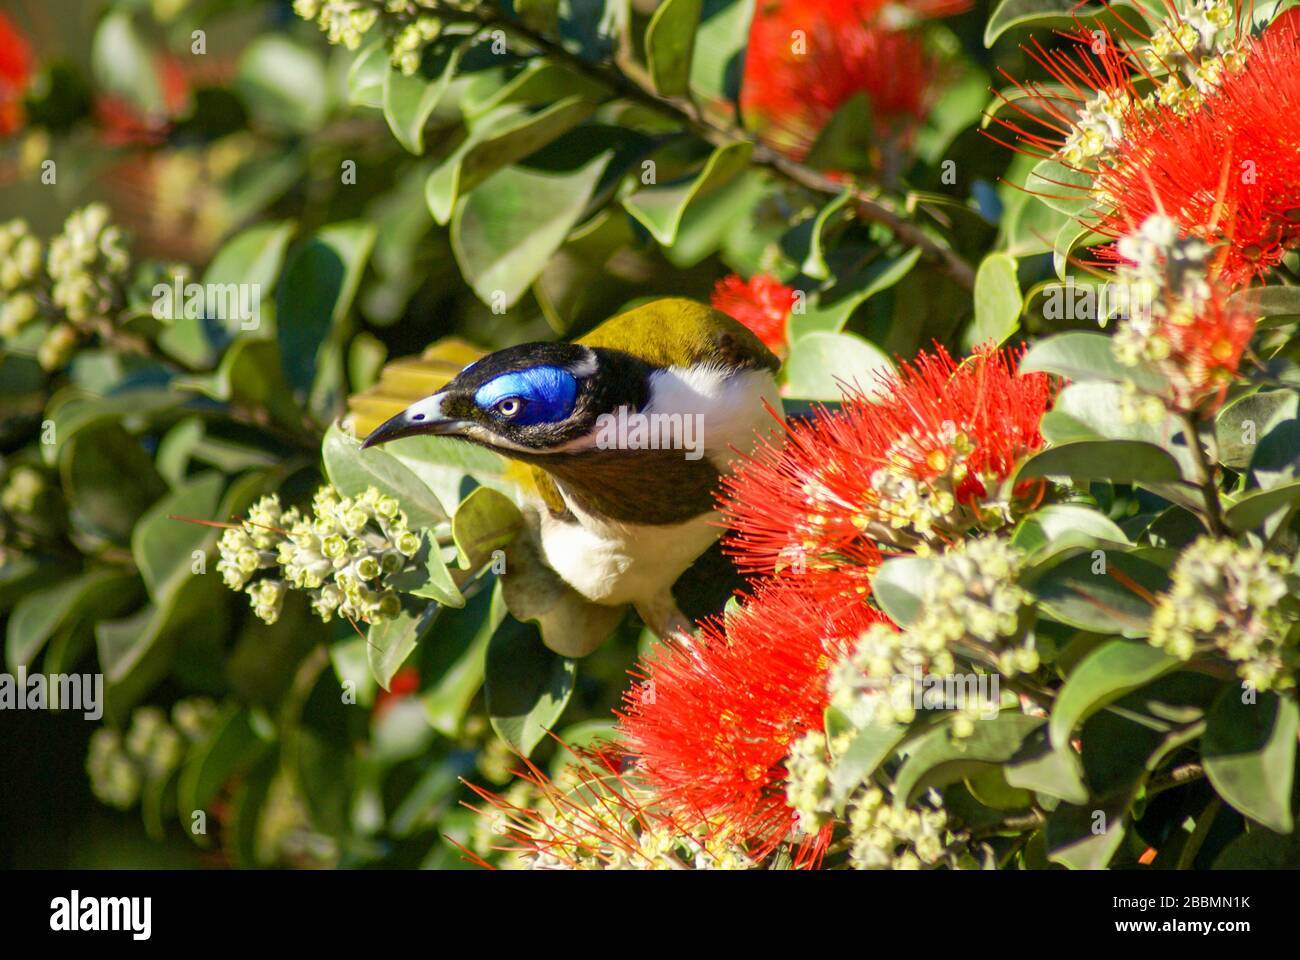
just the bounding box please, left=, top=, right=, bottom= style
left=618, top=579, right=893, bottom=865
left=741, top=0, right=967, bottom=161
left=0, top=12, right=33, bottom=137
left=720, top=344, right=1053, bottom=586
left=711, top=272, right=795, bottom=355
left=95, top=53, right=191, bottom=146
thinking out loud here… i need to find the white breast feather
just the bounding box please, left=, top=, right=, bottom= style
left=534, top=365, right=781, bottom=612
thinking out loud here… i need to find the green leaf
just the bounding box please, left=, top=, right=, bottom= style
left=421, top=583, right=504, bottom=736
left=96, top=574, right=228, bottom=720
left=827, top=718, right=909, bottom=809
left=893, top=714, right=1045, bottom=806
left=235, top=35, right=330, bottom=134
left=622, top=141, right=752, bottom=246
left=1020, top=331, right=1167, bottom=392
left=61, top=422, right=168, bottom=546
left=451, top=149, right=612, bottom=308
left=966, top=252, right=1021, bottom=348
left=788, top=248, right=922, bottom=339
left=1225, top=480, right=1300, bottom=532
left=688, top=0, right=753, bottom=104
left=782, top=331, right=894, bottom=401
left=1003, top=726, right=1089, bottom=804
left=131, top=472, right=225, bottom=604
left=368, top=601, right=440, bottom=691
left=1203, top=689, right=1298, bottom=833
left=791, top=190, right=853, bottom=281
left=452, top=486, right=524, bottom=569
left=984, top=0, right=1149, bottom=46
left=1017, top=439, right=1183, bottom=485
left=1213, top=828, right=1300, bottom=868
left=1048, top=640, right=1180, bottom=747
left=1013, top=503, right=1131, bottom=560
left=1227, top=285, right=1300, bottom=325
left=176, top=337, right=302, bottom=431
left=177, top=706, right=269, bottom=840
left=1044, top=793, right=1131, bottom=869
left=322, top=423, right=449, bottom=529
left=646, top=0, right=703, bottom=97
left=91, top=12, right=162, bottom=114
left=382, top=35, right=466, bottom=153
left=1027, top=158, right=1094, bottom=216
left=425, top=98, right=597, bottom=225
left=1215, top=389, right=1297, bottom=470
left=484, top=610, right=576, bottom=755
left=5, top=570, right=142, bottom=671
left=871, top=556, right=936, bottom=628
left=347, top=40, right=389, bottom=108
left=276, top=222, right=377, bottom=396
left=1034, top=551, right=1169, bottom=637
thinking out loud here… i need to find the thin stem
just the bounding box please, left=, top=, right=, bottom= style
left=1179, top=413, right=1228, bottom=536
left=429, top=2, right=977, bottom=289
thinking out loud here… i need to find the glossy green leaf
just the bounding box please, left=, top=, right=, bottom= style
left=622, top=141, right=752, bottom=246
left=322, top=423, right=448, bottom=529
left=894, top=714, right=1045, bottom=806
left=782, top=331, right=894, bottom=401
left=1203, top=689, right=1298, bottom=833
left=131, top=472, right=225, bottom=604
left=425, top=98, right=596, bottom=225
left=484, top=611, right=576, bottom=755
left=5, top=570, right=142, bottom=671
left=276, top=222, right=377, bottom=396
left=870, top=556, right=937, bottom=628
left=1020, top=331, right=1167, bottom=392
left=451, top=149, right=612, bottom=308
left=1034, top=550, right=1169, bottom=637
left=368, top=601, right=440, bottom=691
left=451, top=486, right=524, bottom=570
left=646, top=0, right=703, bottom=97
left=1017, top=439, right=1183, bottom=485
left=966, top=252, right=1021, bottom=348
left=1049, top=641, right=1180, bottom=747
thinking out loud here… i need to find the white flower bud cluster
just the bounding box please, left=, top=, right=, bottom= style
left=0, top=219, right=43, bottom=339
left=294, top=0, right=380, bottom=50
left=47, top=204, right=130, bottom=327
left=1145, top=0, right=1246, bottom=112
left=911, top=538, right=1038, bottom=677
left=1150, top=537, right=1298, bottom=691
left=392, top=16, right=442, bottom=75
left=847, top=786, right=955, bottom=870
left=784, top=730, right=837, bottom=836
left=86, top=698, right=219, bottom=810
left=1060, top=89, right=1131, bottom=168
left=217, top=486, right=421, bottom=626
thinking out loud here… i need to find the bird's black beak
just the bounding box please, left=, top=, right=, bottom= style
left=360, top=394, right=470, bottom=449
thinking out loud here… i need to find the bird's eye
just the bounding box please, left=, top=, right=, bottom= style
left=494, top=397, right=524, bottom=419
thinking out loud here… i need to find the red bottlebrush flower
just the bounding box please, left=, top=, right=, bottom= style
left=711, top=272, right=795, bottom=354
left=991, top=8, right=1300, bottom=287
left=0, top=12, right=33, bottom=137
left=462, top=745, right=757, bottom=869
left=618, top=580, right=893, bottom=865
left=741, top=0, right=966, bottom=160
left=720, top=344, right=1053, bottom=580
left=1093, top=17, right=1300, bottom=285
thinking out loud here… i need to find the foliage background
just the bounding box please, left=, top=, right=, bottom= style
left=2, top=0, right=1299, bottom=869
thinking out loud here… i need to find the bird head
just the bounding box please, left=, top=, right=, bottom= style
left=361, top=298, right=779, bottom=472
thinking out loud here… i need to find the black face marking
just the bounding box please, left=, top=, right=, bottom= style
left=432, top=343, right=651, bottom=452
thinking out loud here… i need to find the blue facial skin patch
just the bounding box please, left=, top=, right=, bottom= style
left=473, top=366, right=578, bottom=425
